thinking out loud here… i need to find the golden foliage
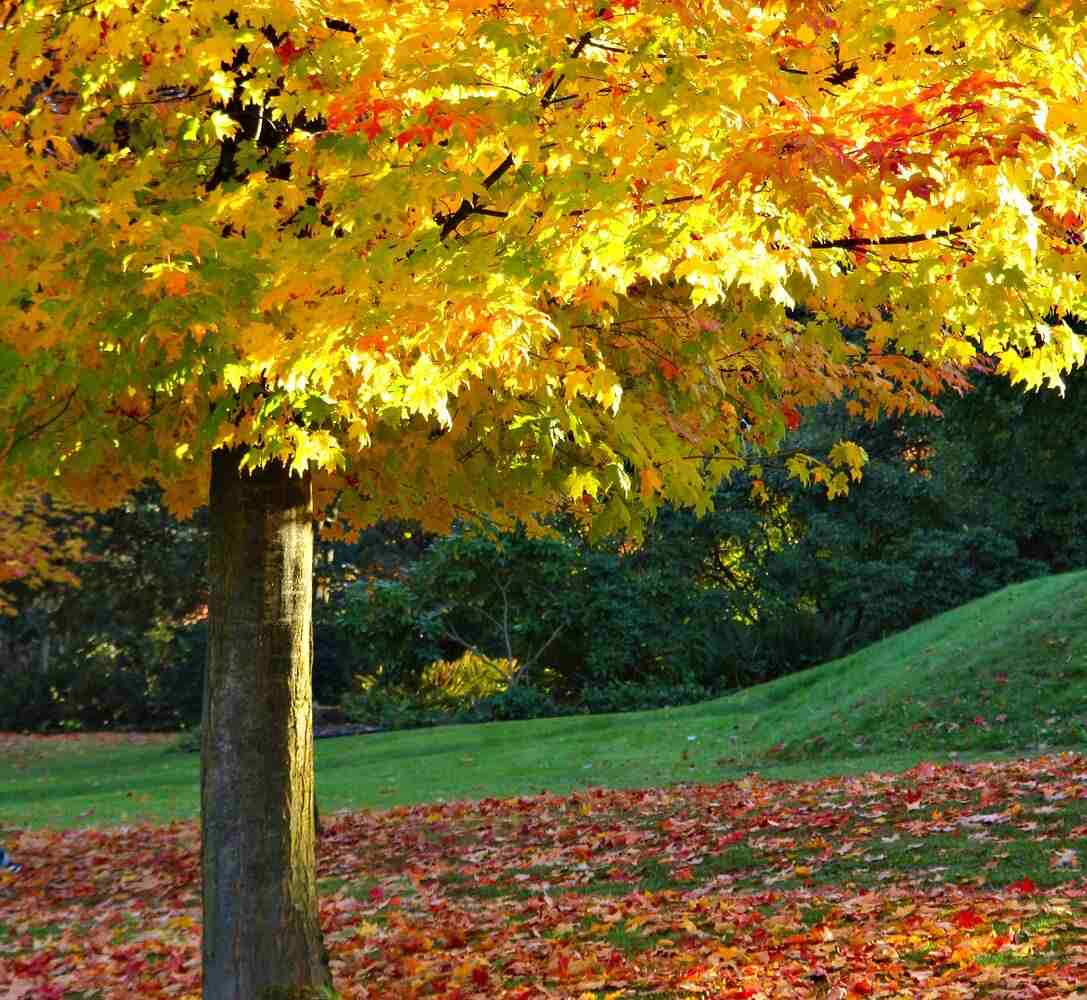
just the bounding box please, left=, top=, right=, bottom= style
left=0, top=0, right=1084, bottom=534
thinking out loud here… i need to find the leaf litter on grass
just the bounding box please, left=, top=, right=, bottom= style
left=2, top=754, right=1087, bottom=998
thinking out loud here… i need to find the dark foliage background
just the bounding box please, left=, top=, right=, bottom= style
left=3, top=368, right=1085, bottom=731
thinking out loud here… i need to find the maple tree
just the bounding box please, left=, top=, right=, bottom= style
left=0, top=491, right=85, bottom=615
left=2, top=0, right=1087, bottom=995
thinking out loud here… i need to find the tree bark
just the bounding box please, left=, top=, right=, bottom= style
left=202, top=447, right=331, bottom=1000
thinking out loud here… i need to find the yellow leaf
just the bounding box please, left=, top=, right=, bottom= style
left=565, top=469, right=600, bottom=501
left=208, top=71, right=234, bottom=103
left=828, top=440, right=869, bottom=480
left=208, top=111, right=239, bottom=142
left=576, top=284, right=617, bottom=314
left=563, top=368, right=591, bottom=400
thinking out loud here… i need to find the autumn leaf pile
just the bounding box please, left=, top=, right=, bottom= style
left=3, top=753, right=1086, bottom=998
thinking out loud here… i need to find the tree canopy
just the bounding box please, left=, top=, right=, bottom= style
left=3, top=0, right=1085, bottom=537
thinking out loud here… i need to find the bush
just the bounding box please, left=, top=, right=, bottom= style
left=454, top=685, right=564, bottom=723
left=151, top=622, right=206, bottom=725
left=340, top=687, right=447, bottom=730
left=336, top=522, right=767, bottom=710
left=337, top=578, right=445, bottom=689
left=0, top=661, right=74, bottom=731
left=579, top=680, right=714, bottom=714
left=173, top=726, right=201, bottom=753
left=0, top=621, right=207, bottom=732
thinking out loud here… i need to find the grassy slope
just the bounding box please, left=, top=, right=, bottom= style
left=4, top=571, right=1086, bottom=829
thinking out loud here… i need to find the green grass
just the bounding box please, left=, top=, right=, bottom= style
left=3, top=571, right=1086, bottom=829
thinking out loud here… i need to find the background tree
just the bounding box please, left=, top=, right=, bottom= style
left=0, top=486, right=209, bottom=730
left=2, top=0, right=1086, bottom=996
left=0, top=492, right=88, bottom=700
left=7, top=364, right=1085, bottom=734
left=0, top=492, right=85, bottom=615
left=340, top=358, right=1087, bottom=724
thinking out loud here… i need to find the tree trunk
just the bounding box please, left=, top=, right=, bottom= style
left=202, top=447, right=331, bottom=1000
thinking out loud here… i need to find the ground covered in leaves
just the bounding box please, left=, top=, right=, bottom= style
left=2, top=754, right=1087, bottom=998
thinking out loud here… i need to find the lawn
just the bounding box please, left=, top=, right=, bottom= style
left=4, top=571, right=1086, bottom=829
left=2, top=573, right=1087, bottom=997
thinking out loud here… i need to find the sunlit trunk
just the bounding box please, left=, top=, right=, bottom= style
left=201, top=447, right=330, bottom=999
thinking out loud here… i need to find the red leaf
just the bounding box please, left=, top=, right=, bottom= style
left=953, top=908, right=985, bottom=929
left=396, top=124, right=435, bottom=148
left=274, top=37, right=305, bottom=66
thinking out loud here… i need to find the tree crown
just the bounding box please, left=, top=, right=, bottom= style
left=2, top=0, right=1085, bottom=536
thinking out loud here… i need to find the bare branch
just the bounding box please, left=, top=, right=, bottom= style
left=475, top=77, right=530, bottom=98
left=324, top=16, right=358, bottom=36
left=437, top=153, right=516, bottom=239
left=2, top=0, right=26, bottom=30
left=497, top=579, right=513, bottom=663
left=811, top=222, right=980, bottom=250
left=515, top=621, right=566, bottom=680
left=483, top=153, right=515, bottom=189
left=441, top=621, right=484, bottom=656
left=585, top=39, right=627, bottom=54
left=1, top=388, right=78, bottom=463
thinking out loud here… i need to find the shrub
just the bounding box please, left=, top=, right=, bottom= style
left=340, top=687, right=446, bottom=730
left=454, top=685, right=564, bottom=723
left=173, top=726, right=201, bottom=753
left=579, top=680, right=714, bottom=714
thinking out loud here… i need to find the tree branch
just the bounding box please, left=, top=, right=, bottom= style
left=514, top=620, right=566, bottom=682
left=585, top=39, right=627, bottom=54
left=482, top=153, right=516, bottom=189
left=440, top=32, right=592, bottom=240
left=497, top=579, right=514, bottom=663
left=324, top=16, right=358, bottom=36
left=2, top=0, right=26, bottom=30
left=2, top=388, right=78, bottom=462
left=437, top=153, right=516, bottom=239
left=810, top=222, right=979, bottom=250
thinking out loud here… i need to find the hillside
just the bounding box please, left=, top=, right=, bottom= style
left=4, top=572, right=1086, bottom=828
left=313, top=570, right=1087, bottom=809
left=716, top=568, right=1087, bottom=761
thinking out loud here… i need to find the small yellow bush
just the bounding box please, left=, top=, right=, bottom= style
left=417, top=652, right=518, bottom=707
left=353, top=652, right=518, bottom=709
